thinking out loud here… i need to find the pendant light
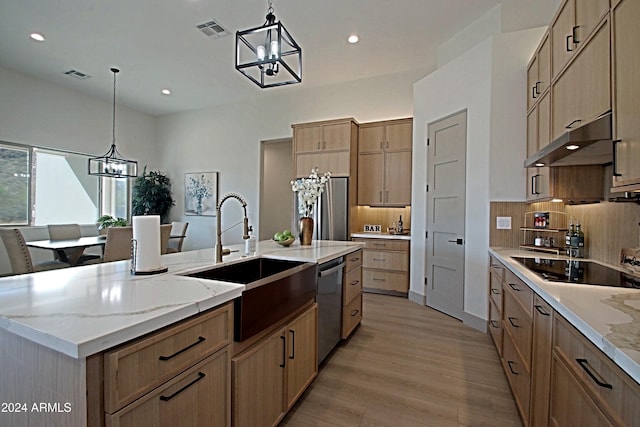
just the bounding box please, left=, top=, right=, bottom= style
left=88, top=68, right=138, bottom=178
left=235, top=0, right=302, bottom=88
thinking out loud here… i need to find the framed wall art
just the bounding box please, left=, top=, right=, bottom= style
left=185, top=172, right=218, bottom=216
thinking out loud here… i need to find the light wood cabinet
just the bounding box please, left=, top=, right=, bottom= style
left=527, top=32, right=551, bottom=112
left=292, top=118, right=358, bottom=178
left=342, top=249, right=363, bottom=338
left=526, top=165, right=604, bottom=203
left=488, top=255, right=505, bottom=356
left=357, top=118, right=412, bottom=206
left=529, top=296, right=553, bottom=427
left=354, top=237, right=409, bottom=296
left=611, top=0, right=640, bottom=190
left=232, top=304, right=317, bottom=427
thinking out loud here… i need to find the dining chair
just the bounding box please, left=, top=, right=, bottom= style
left=167, top=221, right=189, bottom=253
left=160, top=224, right=172, bottom=254
left=0, top=228, right=70, bottom=275
left=47, top=223, right=101, bottom=264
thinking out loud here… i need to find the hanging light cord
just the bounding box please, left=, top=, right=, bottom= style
left=111, top=68, right=119, bottom=148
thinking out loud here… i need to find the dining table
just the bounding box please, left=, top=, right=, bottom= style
left=26, top=236, right=106, bottom=266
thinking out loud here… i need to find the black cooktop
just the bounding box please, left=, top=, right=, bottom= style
left=511, top=257, right=640, bottom=289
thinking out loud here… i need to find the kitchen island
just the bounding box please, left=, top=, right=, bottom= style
left=0, top=239, right=363, bottom=427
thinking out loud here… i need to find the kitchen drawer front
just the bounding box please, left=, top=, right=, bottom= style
left=362, top=270, right=408, bottom=293
left=342, top=292, right=362, bottom=339
left=343, top=265, right=362, bottom=305
left=345, top=249, right=363, bottom=272
left=488, top=298, right=503, bottom=357
left=363, top=250, right=408, bottom=272
left=489, top=255, right=505, bottom=281
left=353, top=238, right=409, bottom=252
left=504, top=269, right=533, bottom=316
left=503, top=288, right=533, bottom=371
left=106, top=348, right=230, bottom=427
left=553, top=315, right=640, bottom=426
left=502, top=331, right=531, bottom=423
left=489, top=269, right=503, bottom=310
left=104, top=302, right=232, bottom=413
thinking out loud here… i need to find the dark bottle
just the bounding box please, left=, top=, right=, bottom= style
left=576, top=224, right=584, bottom=247
left=397, top=215, right=403, bottom=233
left=565, top=224, right=574, bottom=247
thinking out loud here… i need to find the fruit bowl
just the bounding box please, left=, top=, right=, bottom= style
left=273, top=236, right=295, bottom=247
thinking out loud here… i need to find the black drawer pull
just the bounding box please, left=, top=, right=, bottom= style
left=576, top=358, right=613, bottom=389
left=159, top=372, right=205, bottom=401
left=350, top=257, right=361, bottom=262
left=372, top=277, right=386, bottom=282
left=508, top=316, right=520, bottom=328
left=507, top=361, right=519, bottom=375
left=158, top=336, right=206, bottom=361
left=572, top=25, right=580, bottom=44
left=508, top=283, right=521, bottom=292
left=491, top=288, right=500, bottom=294
left=351, top=309, right=360, bottom=317
left=532, top=85, right=537, bottom=99
left=372, top=243, right=387, bottom=247
left=280, top=335, right=286, bottom=368
left=534, top=304, right=550, bottom=316
left=565, top=119, right=582, bottom=129
left=566, top=34, right=573, bottom=52
left=490, top=320, right=500, bottom=328
left=351, top=280, right=360, bottom=286
left=612, top=140, right=622, bottom=177
left=289, top=330, right=295, bottom=360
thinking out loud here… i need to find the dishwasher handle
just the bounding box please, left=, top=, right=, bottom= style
left=319, top=261, right=345, bottom=277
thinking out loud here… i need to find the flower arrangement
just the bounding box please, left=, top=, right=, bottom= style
left=187, top=174, right=213, bottom=215
left=291, top=168, right=331, bottom=218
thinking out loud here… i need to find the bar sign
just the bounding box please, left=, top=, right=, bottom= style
left=364, top=224, right=382, bottom=232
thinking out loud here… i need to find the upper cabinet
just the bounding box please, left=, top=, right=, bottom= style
left=611, top=0, right=640, bottom=190
left=357, top=118, right=412, bottom=206
left=292, top=118, right=358, bottom=178
left=551, top=0, right=610, bottom=79
left=527, top=32, right=551, bottom=113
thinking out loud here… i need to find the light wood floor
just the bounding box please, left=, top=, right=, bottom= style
left=281, top=293, right=522, bottom=427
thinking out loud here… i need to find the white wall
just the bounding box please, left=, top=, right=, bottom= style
left=0, top=66, right=158, bottom=168
left=156, top=68, right=427, bottom=251
left=411, top=28, right=544, bottom=328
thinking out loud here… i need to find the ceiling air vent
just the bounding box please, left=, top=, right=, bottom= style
left=196, top=19, right=231, bottom=39
left=63, top=69, right=91, bottom=80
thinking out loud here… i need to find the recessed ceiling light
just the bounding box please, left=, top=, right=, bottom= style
left=161, top=88, right=172, bottom=95
left=348, top=34, right=359, bottom=44
left=30, top=33, right=45, bottom=42
left=535, top=162, right=545, bottom=167
left=566, top=144, right=580, bottom=150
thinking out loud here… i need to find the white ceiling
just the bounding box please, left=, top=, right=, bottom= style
left=0, top=0, right=503, bottom=116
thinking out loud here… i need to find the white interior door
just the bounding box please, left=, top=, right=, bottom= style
left=426, top=110, right=467, bottom=320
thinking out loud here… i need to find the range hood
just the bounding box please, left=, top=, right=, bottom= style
left=524, top=112, right=612, bottom=168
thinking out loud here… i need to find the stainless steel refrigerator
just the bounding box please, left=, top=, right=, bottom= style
left=294, top=177, right=349, bottom=241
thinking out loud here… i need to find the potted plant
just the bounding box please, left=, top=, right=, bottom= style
left=131, top=167, right=175, bottom=223
left=96, top=215, right=128, bottom=234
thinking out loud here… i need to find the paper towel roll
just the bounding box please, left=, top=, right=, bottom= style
left=132, top=215, right=165, bottom=274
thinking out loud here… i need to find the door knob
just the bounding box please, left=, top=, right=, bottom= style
left=448, top=238, right=464, bottom=245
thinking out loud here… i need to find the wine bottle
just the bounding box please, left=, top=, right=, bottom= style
left=397, top=215, right=403, bottom=233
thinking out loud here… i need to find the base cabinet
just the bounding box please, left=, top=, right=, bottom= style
left=353, top=238, right=409, bottom=295
left=232, top=304, right=317, bottom=427
left=342, top=250, right=363, bottom=338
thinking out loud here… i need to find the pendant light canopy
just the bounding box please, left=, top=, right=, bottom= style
left=88, top=68, right=138, bottom=178
left=235, top=0, right=302, bottom=88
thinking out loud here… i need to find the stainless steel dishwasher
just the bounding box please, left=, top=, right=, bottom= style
left=316, top=257, right=344, bottom=364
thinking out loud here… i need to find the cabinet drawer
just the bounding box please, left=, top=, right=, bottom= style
left=489, top=255, right=505, bottom=281
left=343, top=266, right=362, bottom=305
left=553, top=315, right=640, bottom=425
left=353, top=238, right=409, bottom=251
left=345, top=249, right=362, bottom=271
left=104, top=303, right=232, bottom=413
left=106, top=348, right=230, bottom=427
left=504, top=269, right=533, bottom=316
left=363, top=250, right=408, bottom=272
left=503, top=332, right=531, bottom=423
left=488, top=299, right=503, bottom=357
left=342, top=293, right=362, bottom=339
left=363, top=269, right=408, bottom=293
left=489, top=269, right=503, bottom=310
left=503, top=288, right=533, bottom=371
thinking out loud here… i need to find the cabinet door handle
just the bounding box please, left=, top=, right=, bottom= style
left=372, top=243, right=387, bottom=247
left=350, top=257, right=360, bottom=262
left=572, top=25, right=580, bottom=44
left=385, top=190, right=389, bottom=203
left=534, top=304, right=550, bottom=316
left=508, top=283, right=521, bottom=292
left=372, top=277, right=386, bottom=282
left=491, top=287, right=500, bottom=294
left=351, top=280, right=360, bottom=286
left=373, top=258, right=386, bottom=262
left=531, top=174, right=536, bottom=195
left=379, top=191, right=383, bottom=203
left=532, top=85, right=537, bottom=99
left=351, top=309, right=360, bottom=317
left=490, top=320, right=500, bottom=328
left=280, top=335, right=286, bottom=368
left=158, top=336, right=206, bottom=361
left=323, top=141, right=326, bottom=149
left=612, top=140, right=622, bottom=177
left=576, top=358, right=613, bottom=389
left=535, top=81, right=541, bottom=95
left=565, top=119, right=582, bottom=129
left=289, top=330, right=295, bottom=360
left=566, top=34, right=574, bottom=52
left=159, top=372, right=206, bottom=401
left=317, top=142, right=320, bottom=150
left=386, top=141, right=389, bottom=149
left=507, top=316, right=520, bottom=328
left=507, top=361, right=519, bottom=375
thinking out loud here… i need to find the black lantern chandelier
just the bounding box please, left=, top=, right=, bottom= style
left=88, top=68, right=138, bottom=178
left=235, top=0, right=302, bottom=88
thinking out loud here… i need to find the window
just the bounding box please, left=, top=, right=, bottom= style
left=0, top=142, right=130, bottom=226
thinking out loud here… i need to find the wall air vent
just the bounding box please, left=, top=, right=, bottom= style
left=63, top=70, right=91, bottom=80
left=196, top=19, right=231, bottom=38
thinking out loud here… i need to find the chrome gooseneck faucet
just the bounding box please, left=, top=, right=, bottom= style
left=215, top=193, right=250, bottom=262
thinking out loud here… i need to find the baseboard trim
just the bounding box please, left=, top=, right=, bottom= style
left=408, top=290, right=425, bottom=305
left=462, top=311, right=487, bottom=333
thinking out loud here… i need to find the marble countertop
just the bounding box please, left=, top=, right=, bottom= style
left=351, top=232, right=411, bottom=240
left=490, top=248, right=640, bottom=384
left=0, top=239, right=363, bottom=359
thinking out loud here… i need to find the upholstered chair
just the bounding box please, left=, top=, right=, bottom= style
left=167, top=222, right=189, bottom=253
left=0, top=228, right=70, bottom=275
